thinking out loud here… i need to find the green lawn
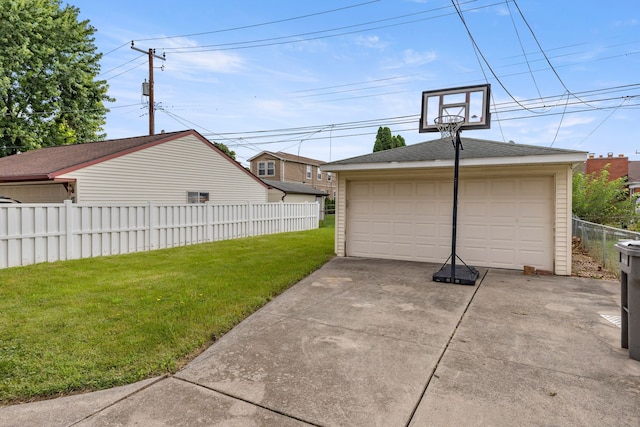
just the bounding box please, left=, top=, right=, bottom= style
left=0, top=223, right=334, bottom=404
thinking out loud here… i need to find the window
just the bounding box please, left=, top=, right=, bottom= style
left=188, top=192, right=209, bottom=203
left=317, top=170, right=322, bottom=180
left=257, top=161, right=275, bottom=176
left=306, top=165, right=312, bottom=179
left=327, top=172, right=332, bottom=182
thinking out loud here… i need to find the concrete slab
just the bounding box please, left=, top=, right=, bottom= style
left=264, top=258, right=479, bottom=345
left=174, top=258, right=478, bottom=426
left=410, top=350, right=640, bottom=427
left=77, top=377, right=306, bottom=426
left=0, top=377, right=161, bottom=427
left=410, top=269, right=640, bottom=426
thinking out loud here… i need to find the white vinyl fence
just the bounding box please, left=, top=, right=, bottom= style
left=0, top=200, right=320, bottom=269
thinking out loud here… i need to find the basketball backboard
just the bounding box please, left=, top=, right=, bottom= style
left=419, top=84, right=491, bottom=133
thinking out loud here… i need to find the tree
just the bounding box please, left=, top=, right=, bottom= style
left=213, top=141, right=236, bottom=160
left=0, top=0, right=112, bottom=157
left=572, top=166, right=638, bottom=227
left=373, top=126, right=406, bottom=152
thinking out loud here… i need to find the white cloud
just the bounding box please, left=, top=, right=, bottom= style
left=614, top=18, right=638, bottom=27
left=159, top=37, right=245, bottom=75
left=402, top=49, right=437, bottom=66
left=355, top=35, right=387, bottom=49
left=495, top=6, right=510, bottom=16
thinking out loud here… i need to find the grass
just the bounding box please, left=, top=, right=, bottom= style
left=0, top=221, right=334, bottom=404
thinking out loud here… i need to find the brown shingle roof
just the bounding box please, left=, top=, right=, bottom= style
left=0, top=130, right=188, bottom=181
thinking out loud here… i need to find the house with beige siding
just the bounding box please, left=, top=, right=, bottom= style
left=248, top=151, right=336, bottom=199
left=0, top=130, right=269, bottom=204
left=322, top=138, right=587, bottom=276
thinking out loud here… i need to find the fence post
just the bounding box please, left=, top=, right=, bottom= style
left=247, top=201, right=253, bottom=237
left=602, top=224, right=607, bottom=269
left=64, top=199, right=73, bottom=260
left=147, top=201, right=156, bottom=250
left=205, top=202, right=212, bottom=242
left=279, top=202, right=284, bottom=233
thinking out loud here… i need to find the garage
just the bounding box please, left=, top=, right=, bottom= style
left=346, top=176, right=553, bottom=270
left=322, top=138, right=587, bottom=275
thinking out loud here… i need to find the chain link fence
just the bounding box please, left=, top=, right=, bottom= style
left=573, top=217, right=640, bottom=276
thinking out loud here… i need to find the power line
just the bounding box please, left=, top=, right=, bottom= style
left=135, top=0, right=382, bottom=42
left=160, top=1, right=496, bottom=53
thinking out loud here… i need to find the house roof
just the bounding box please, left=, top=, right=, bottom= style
left=262, top=179, right=327, bottom=196
left=322, top=137, right=588, bottom=171
left=0, top=130, right=267, bottom=188
left=247, top=151, right=325, bottom=166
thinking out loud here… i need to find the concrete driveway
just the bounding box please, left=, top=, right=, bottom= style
left=1, top=257, right=639, bottom=426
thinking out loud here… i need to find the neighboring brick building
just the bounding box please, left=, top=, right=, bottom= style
left=248, top=151, right=336, bottom=199
left=584, top=152, right=640, bottom=196
left=585, top=152, right=629, bottom=180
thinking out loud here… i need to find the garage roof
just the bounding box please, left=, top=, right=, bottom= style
left=262, top=179, right=327, bottom=195
left=322, top=137, right=587, bottom=171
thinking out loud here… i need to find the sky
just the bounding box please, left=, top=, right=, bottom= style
left=71, top=0, right=640, bottom=166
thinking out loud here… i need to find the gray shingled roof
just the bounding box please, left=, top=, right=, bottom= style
left=0, top=130, right=189, bottom=181
left=263, top=179, right=327, bottom=195
left=324, top=137, right=587, bottom=166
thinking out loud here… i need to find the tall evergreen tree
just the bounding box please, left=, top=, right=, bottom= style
left=0, top=0, right=112, bottom=157
left=373, top=126, right=406, bottom=152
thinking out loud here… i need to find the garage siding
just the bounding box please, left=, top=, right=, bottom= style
left=344, top=175, right=555, bottom=271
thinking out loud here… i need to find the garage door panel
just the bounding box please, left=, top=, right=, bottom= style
left=487, top=248, right=516, bottom=267
left=518, top=225, right=549, bottom=243
left=463, top=180, right=489, bottom=197
left=393, top=222, right=414, bottom=236
left=371, top=183, right=392, bottom=197
left=519, top=178, right=549, bottom=196
left=393, top=182, right=413, bottom=197
left=349, top=182, right=372, bottom=197
left=490, top=180, right=518, bottom=198
left=461, top=224, right=487, bottom=240
left=489, top=202, right=515, bottom=218
left=346, top=177, right=553, bottom=270
left=350, top=200, right=373, bottom=214
left=491, top=225, right=516, bottom=241
left=416, top=182, right=438, bottom=197
left=393, top=201, right=415, bottom=216
left=415, top=222, right=439, bottom=238
left=518, top=202, right=552, bottom=220
left=461, top=201, right=488, bottom=217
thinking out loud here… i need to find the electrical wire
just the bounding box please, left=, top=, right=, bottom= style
left=505, top=0, right=543, bottom=100
left=135, top=0, right=382, bottom=42
left=576, top=97, right=632, bottom=146
left=510, top=0, right=595, bottom=108
left=159, top=1, right=496, bottom=53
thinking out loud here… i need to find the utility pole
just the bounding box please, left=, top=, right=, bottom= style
left=131, top=41, right=166, bottom=135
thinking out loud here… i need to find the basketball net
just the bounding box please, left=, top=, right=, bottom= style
left=434, top=115, right=464, bottom=144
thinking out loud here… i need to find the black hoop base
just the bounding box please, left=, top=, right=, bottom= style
left=433, top=264, right=479, bottom=286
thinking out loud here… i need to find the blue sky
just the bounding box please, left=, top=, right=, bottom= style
left=72, top=0, right=640, bottom=166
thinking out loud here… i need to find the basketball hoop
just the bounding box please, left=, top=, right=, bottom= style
left=434, top=115, right=464, bottom=144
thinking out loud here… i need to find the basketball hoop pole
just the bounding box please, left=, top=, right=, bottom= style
left=432, top=121, right=479, bottom=285
left=450, top=130, right=461, bottom=282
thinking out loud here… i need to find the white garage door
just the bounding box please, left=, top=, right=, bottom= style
left=346, top=176, right=554, bottom=270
